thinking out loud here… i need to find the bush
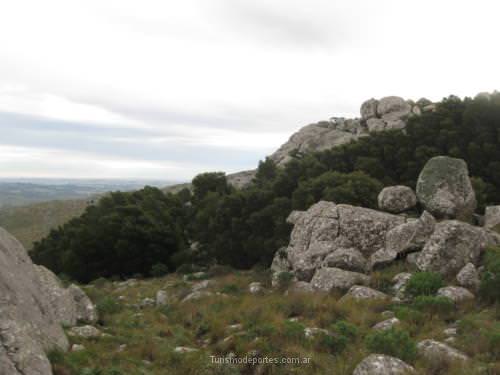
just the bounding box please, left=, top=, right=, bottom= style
left=365, top=328, right=417, bottom=363
left=96, top=296, right=122, bottom=317
left=412, top=296, right=455, bottom=319
left=276, top=271, right=294, bottom=290
left=282, top=320, right=305, bottom=341
left=479, top=247, right=500, bottom=303
left=150, top=263, right=169, bottom=277
left=405, top=272, right=444, bottom=298
left=393, top=306, right=425, bottom=325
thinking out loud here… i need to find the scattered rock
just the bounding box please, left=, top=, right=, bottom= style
left=456, top=263, right=480, bottom=292
left=68, top=325, right=101, bottom=338
left=310, top=268, right=370, bottom=292
left=156, top=290, right=169, bottom=306
left=381, top=310, right=395, bottom=319
left=182, top=291, right=213, bottom=303
left=304, top=327, right=330, bottom=339
left=322, top=247, right=367, bottom=272
left=443, top=328, right=457, bottom=336
left=71, top=344, right=85, bottom=352
left=416, top=220, right=489, bottom=277
left=484, top=205, right=500, bottom=231
left=416, top=156, right=477, bottom=221
left=192, top=279, right=213, bottom=292
left=437, top=286, right=475, bottom=303
left=249, top=282, right=264, bottom=294
left=140, top=298, right=155, bottom=308
left=353, top=354, right=415, bottom=375
left=372, top=317, right=401, bottom=331
left=378, top=186, right=417, bottom=213
left=174, top=346, right=199, bottom=354
left=340, top=285, right=388, bottom=302
left=417, top=339, right=468, bottom=363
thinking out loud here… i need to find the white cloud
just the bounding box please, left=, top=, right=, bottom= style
left=0, top=0, right=499, bottom=179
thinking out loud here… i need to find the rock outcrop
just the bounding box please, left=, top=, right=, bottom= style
left=484, top=205, right=500, bottom=231
left=416, top=156, right=477, bottom=221
left=0, top=226, right=96, bottom=375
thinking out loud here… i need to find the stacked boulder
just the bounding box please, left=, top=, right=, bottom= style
left=270, top=96, right=431, bottom=166
left=271, top=155, right=500, bottom=299
left=0, top=227, right=97, bottom=375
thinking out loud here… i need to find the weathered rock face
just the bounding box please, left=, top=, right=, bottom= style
left=0, top=226, right=96, bottom=375
left=484, top=205, right=500, bottom=232
left=415, top=220, right=489, bottom=277
left=284, top=201, right=405, bottom=281
left=322, top=247, right=367, bottom=272
left=416, top=156, right=477, bottom=221
left=353, top=354, right=415, bottom=375
left=456, top=263, right=480, bottom=292
left=378, top=186, right=417, bottom=213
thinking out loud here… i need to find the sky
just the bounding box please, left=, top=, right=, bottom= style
left=1, top=1, right=499, bottom=181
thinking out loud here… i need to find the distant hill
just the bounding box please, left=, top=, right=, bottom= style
left=0, top=198, right=91, bottom=250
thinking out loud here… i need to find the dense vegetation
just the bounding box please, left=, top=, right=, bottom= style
left=32, top=187, right=188, bottom=282
left=32, top=93, right=500, bottom=280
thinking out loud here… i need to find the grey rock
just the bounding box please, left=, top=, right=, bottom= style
left=456, top=263, right=480, bottom=292
left=417, top=339, right=468, bottom=363
left=140, top=298, right=155, bottom=308
left=71, top=344, right=85, bottom=352
left=310, top=268, right=370, bottom=292
left=381, top=311, right=395, bottom=319
left=367, top=118, right=386, bottom=132
left=437, top=286, right=475, bottom=303
left=0, top=226, right=96, bottom=375
left=192, top=279, right=213, bottom=292
left=282, top=201, right=404, bottom=281
left=443, top=328, right=457, bottom=336
left=406, top=252, right=419, bottom=266
left=423, top=103, right=437, bottom=112
left=287, top=210, right=305, bottom=225
left=249, top=282, right=264, bottom=294
left=68, top=325, right=101, bottom=338
left=416, top=98, right=433, bottom=107
left=173, top=346, right=198, bottom=353
left=226, top=169, right=257, bottom=189
left=484, top=205, right=500, bottom=231
left=156, top=290, right=169, bottom=306
left=360, top=98, right=379, bottom=120
left=377, top=96, right=412, bottom=120
left=322, top=247, right=367, bottom=272
left=416, top=220, right=489, bottom=277
left=353, top=354, right=415, bottom=375
left=392, top=272, right=413, bottom=299
left=304, top=327, right=330, bottom=339
left=372, top=317, right=401, bottom=331
left=181, top=291, right=213, bottom=303
left=378, top=186, right=417, bottom=213
left=416, top=156, right=477, bottom=221
left=340, top=285, right=388, bottom=302
left=385, top=119, right=407, bottom=130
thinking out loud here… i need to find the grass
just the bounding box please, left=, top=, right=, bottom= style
left=51, top=269, right=500, bottom=375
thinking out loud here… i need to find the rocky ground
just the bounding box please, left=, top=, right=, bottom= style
left=50, top=263, right=499, bottom=375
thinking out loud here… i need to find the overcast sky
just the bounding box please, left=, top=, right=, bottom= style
left=1, top=1, right=499, bottom=181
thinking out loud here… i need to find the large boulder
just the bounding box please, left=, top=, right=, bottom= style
left=340, top=285, right=388, bottom=302
left=416, top=156, right=477, bottom=221
left=415, top=220, right=489, bottom=277
left=353, top=354, right=415, bottom=375
left=378, top=186, right=417, bottom=213
left=310, top=267, right=370, bottom=292
left=437, top=286, right=475, bottom=303
left=0, top=227, right=96, bottom=375
left=456, top=263, right=480, bottom=292
left=377, top=96, right=412, bottom=120
left=360, top=98, right=379, bottom=120
left=284, top=201, right=405, bottom=281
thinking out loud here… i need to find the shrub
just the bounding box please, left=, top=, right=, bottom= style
left=412, top=296, right=455, bottom=319
left=96, top=296, right=122, bottom=317
left=276, top=271, right=294, bottom=290
left=365, top=328, right=417, bottom=363
left=150, top=262, right=169, bottom=277
left=405, top=272, right=444, bottom=298
left=479, top=247, right=500, bottom=303
left=282, top=320, right=305, bottom=341
left=393, top=306, right=425, bottom=325
left=333, top=320, right=358, bottom=339
left=316, top=332, right=348, bottom=354
left=220, top=284, right=241, bottom=295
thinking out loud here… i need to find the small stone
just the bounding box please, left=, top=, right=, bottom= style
left=71, top=344, right=85, bottom=352
left=340, top=285, right=388, bottom=302
left=249, top=282, right=264, bottom=294
left=68, top=325, right=101, bottom=338
left=353, top=354, right=415, bottom=375
left=174, top=346, right=198, bottom=353
left=140, top=298, right=155, bottom=308
left=372, top=317, right=401, bottom=331
left=304, top=327, right=330, bottom=339
left=156, top=290, right=169, bottom=306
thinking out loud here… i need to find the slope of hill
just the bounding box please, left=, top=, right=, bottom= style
left=0, top=199, right=91, bottom=249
